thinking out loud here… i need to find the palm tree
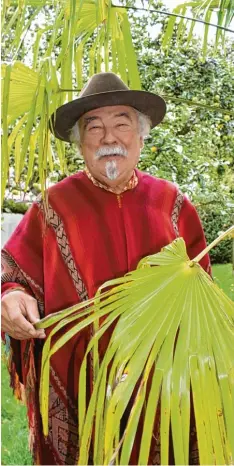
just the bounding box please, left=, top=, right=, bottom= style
left=1, top=0, right=234, bottom=201
left=37, top=227, right=234, bottom=465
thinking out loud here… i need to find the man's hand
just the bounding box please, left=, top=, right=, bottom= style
left=1, top=290, right=46, bottom=340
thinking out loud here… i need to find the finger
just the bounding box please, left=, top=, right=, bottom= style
left=1, top=320, right=28, bottom=339
left=23, top=297, right=41, bottom=324
left=1, top=319, right=14, bottom=335
left=3, top=326, right=46, bottom=340
left=11, top=331, right=34, bottom=340
left=1, top=315, right=17, bottom=333
left=1, top=294, right=45, bottom=340
left=10, top=312, right=45, bottom=339
left=7, top=330, right=46, bottom=340
left=15, top=330, right=45, bottom=340
left=13, top=324, right=45, bottom=339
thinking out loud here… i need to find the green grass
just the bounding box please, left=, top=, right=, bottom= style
left=1, top=349, right=32, bottom=465
left=1, top=263, right=233, bottom=465
left=212, top=263, right=234, bottom=301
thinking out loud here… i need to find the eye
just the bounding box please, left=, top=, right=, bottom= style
left=116, top=123, right=131, bottom=131
left=88, top=125, right=102, bottom=132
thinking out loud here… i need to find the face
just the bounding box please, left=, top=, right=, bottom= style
left=79, top=105, right=144, bottom=188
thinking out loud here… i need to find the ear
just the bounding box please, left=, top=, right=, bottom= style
left=140, top=136, right=144, bottom=149
left=78, top=142, right=82, bottom=155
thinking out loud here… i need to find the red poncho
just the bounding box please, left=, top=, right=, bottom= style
left=1, top=169, right=210, bottom=465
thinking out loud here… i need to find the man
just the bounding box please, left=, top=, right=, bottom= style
left=1, top=72, right=210, bottom=465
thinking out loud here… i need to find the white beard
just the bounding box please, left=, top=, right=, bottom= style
left=105, top=160, right=119, bottom=180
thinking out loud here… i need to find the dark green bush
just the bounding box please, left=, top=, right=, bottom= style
left=197, top=208, right=233, bottom=264
left=2, top=198, right=29, bottom=214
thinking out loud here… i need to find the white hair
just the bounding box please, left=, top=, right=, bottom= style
left=69, top=108, right=151, bottom=144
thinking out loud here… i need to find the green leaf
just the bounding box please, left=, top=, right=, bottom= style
left=202, top=4, right=213, bottom=57
left=1, top=63, right=12, bottom=203
left=32, top=29, right=44, bottom=70
left=37, top=234, right=234, bottom=465
left=1, top=62, right=42, bottom=124
left=7, top=114, right=28, bottom=152
left=104, top=0, right=112, bottom=71
left=120, top=10, right=141, bottom=89
left=162, top=5, right=183, bottom=50
left=2, top=6, right=19, bottom=38
left=20, top=72, right=42, bottom=173
left=14, top=129, right=24, bottom=183
left=25, top=129, right=38, bottom=190
left=115, top=16, right=128, bottom=83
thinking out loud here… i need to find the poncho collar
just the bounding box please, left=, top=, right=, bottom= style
left=84, top=167, right=138, bottom=194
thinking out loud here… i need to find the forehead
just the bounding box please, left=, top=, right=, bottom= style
left=81, top=105, right=137, bottom=121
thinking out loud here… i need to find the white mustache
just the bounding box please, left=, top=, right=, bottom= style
left=95, top=145, right=128, bottom=159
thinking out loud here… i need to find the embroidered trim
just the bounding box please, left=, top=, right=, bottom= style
left=1, top=250, right=28, bottom=287
left=37, top=200, right=88, bottom=302
left=47, top=382, right=79, bottom=465
left=84, top=167, right=138, bottom=193
left=1, top=249, right=44, bottom=295
left=171, top=190, right=184, bottom=237
left=50, top=367, right=77, bottom=411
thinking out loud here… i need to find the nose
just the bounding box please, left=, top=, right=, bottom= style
left=101, top=126, right=117, bottom=144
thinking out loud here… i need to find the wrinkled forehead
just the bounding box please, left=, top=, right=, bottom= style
left=80, top=105, right=137, bottom=125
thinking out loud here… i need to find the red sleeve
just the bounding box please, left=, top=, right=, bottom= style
left=178, top=195, right=211, bottom=275
left=1, top=202, right=45, bottom=390
left=1, top=282, right=29, bottom=296
left=2, top=202, right=44, bottom=291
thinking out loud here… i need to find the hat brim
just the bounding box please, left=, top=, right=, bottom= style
left=49, top=90, right=166, bottom=142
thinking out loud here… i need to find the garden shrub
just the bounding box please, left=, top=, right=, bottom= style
left=198, top=207, right=233, bottom=264
left=2, top=198, right=29, bottom=214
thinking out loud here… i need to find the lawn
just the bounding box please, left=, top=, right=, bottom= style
left=1, top=351, right=32, bottom=465
left=212, top=263, right=234, bottom=301
left=1, top=263, right=233, bottom=465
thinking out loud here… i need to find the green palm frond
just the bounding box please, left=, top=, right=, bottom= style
left=36, top=226, right=234, bottom=465
left=1, top=0, right=141, bottom=203
left=162, top=0, right=234, bottom=56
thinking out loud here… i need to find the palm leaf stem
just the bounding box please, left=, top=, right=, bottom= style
left=191, top=225, right=234, bottom=265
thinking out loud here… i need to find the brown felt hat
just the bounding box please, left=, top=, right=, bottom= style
left=50, top=72, right=166, bottom=142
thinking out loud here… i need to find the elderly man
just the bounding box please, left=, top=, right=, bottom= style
left=1, top=72, right=210, bottom=465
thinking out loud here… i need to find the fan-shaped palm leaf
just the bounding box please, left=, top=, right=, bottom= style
left=162, top=0, right=234, bottom=56
left=36, top=226, right=234, bottom=465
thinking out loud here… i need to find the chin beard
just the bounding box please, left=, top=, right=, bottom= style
left=105, top=160, right=119, bottom=180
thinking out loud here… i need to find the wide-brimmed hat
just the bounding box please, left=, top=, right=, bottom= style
left=50, top=72, right=166, bottom=142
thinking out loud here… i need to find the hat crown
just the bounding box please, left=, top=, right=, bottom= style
left=79, top=72, right=129, bottom=97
